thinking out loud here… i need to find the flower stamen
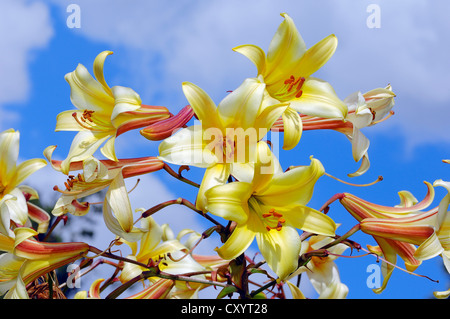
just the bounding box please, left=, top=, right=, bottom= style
left=263, top=208, right=286, bottom=232
left=284, top=75, right=305, bottom=98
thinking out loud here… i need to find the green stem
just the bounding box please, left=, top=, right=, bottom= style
left=250, top=279, right=276, bottom=298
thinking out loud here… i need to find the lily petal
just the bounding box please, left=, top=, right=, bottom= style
left=284, top=205, right=336, bottom=236
left=290, top=77, right=347, bottom=119
left=280, top=107, right=302, bottom=150
left=93, top=50, right=113, bottom=96
left=295, top=34, right=338, bottom=79
left=215, top=223, right=255, bottom=260
left=0, top=129, right=19, bottom=183
left=158, top=125, right=218, bottom=168
left=232, top=44, right=267, bottom=75
left=255, top=156, right=324, bottom=207
left=196, top=163, right=231, bottom=212
left=12, top=158, right=47, bottom=187
left=256, top=224, right=301, bottom=280
left=205, top=182, right=252, bottom=224
left=182, top=82, right=221, bottom=130
left=265, top=13, right=307, bottom=85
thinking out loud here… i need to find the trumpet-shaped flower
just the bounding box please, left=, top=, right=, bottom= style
left=286, top=234, right=349, bottom=299
left=158, top=78, right=289, bottom=211
left=359, top=179, right=449, bottom=270
left=271, top=85, right=395, bottom=176
left=338, top=182, right=438, bottom=293
left=118, top=217, right=222, bottom=299
left=0, top=228, right=89, bottom=298
left=55, top=51, right=170, bottom=174
left=0, top=129, right=47, bottom=238
left=46, top=148, right=164, bottom=242
left=204, top=141, right=336, bottom=280
left=234, top=12, right=347, bottom=150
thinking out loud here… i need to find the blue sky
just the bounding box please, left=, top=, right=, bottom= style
left=1, top=0, right=449, bottom=298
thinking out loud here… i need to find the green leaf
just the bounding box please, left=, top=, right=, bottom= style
left=217, top=285, right=238, bottom=299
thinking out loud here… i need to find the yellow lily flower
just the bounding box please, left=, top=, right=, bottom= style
left=118, top=217, right=216, bottom=299
left=0, top=228, right=89, bottom=298
left=158, top=77, right=289, bottom=211
left=47, top=152, right=163, bottom=242
left=359, top=179, right=449, bottom=268
left=234, top=13, right=347, bottom=149
left=55, top=51, right=170, bottom=174
left=338, top=182, right=438, bottom=293
left=286, top=234, right=349, bottom=299
left=204, top=141, right=336, bottom=280
left=0, top=129, right=47, bottom=238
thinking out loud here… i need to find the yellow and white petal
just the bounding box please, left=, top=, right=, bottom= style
left=4, top=273, right=29, bottom=299
left=265, top=13, right=307, bottom=86
left=196, top=163, right=230, bottom=212
left=12, top=158, right=47, bottom=187
left=280, top=106, right=302, bottom=150
left=251, top=141, right=281, bottom=194
left=182, top=82, right=221, bottom=130
left=232, top=44, right=267, bottom=75
left=217, top=77, right=265, bottom=130
left=283, top=205, right=336, bottom=237
left=110, top=86, right=142, bottom=126
left=93, top=51, right=113, bottom=96
left=286, top=281, right=306, bottom=299
left=290, top=77, right=347, bottom=119
left=256, top=224, right=301, bottom=280
left=119, top=255, right=143, bottom=283
left=65, top=63, right=114, bottom=113
left=0, top=195, right=16, bottom=238
left=253, top=102, right=289, bottom=138
left=158, top=125, right=218, bottom=168
left=348, top=153, right=370, bottom=178
left=295, top=34, right=338, bottom=79
left=414, top=232, right=444, bottom=261
left=0, top=253, right=23, bottom=295
left=103, top=199, right=145, bottom=242
left=138, top=217, right=163, bottom=259
left=255, top=157, right=324, bottom=207
left=105, top=173, right=134, bottom=233
left=55, top=110, right=91, bottom=132
left=100, top=135, right=118, bottom=162
left=204, top=182, right=252, bottom=224
left=351, top=127, right=370, bottom=163
left=0, top=129, right=19, bottom=183
left=3, top=188, right=28, bottom=227
left=215, top=223, right=255, bottom=260
left=60, top=130, right=112, bottom=174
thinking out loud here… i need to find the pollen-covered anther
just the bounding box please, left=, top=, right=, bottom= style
left=263, top=208, right=286, bottom=231
left=72, top=110, right=96, bottom=129
left=284, top=75, right=305, bottom=98
left=82, top=110, right=95, bottom=122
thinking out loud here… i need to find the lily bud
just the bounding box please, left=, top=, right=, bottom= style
left=140, top=105, right=194, bottom=141
left=363, top=84, right=396, bottom=122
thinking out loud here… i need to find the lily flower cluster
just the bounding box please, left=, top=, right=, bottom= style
left=0, top=12, right=447, bottom=299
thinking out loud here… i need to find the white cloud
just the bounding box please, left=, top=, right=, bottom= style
left=49, top=0, right=450, bottom=150
left=0, top=0, right=53, bottom=129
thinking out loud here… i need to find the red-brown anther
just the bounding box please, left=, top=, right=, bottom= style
left=263, top=209, right=286, bottom=232
left=285, top=76, right=305, bottom=98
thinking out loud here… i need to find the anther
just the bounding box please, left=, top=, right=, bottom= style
left=285, top=75, right=305, bottom=98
